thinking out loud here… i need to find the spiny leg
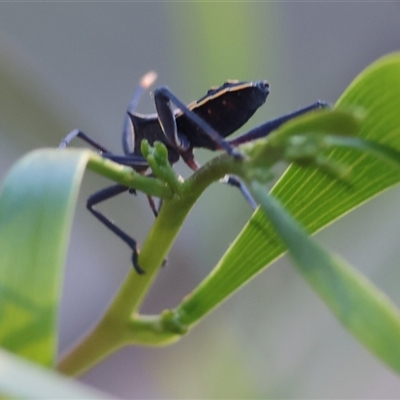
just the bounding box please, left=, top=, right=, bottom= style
left=153, top=86, right=242, bottom=158
left=87, top=184, right=145, bottom=274
left=229, top=101, right=330, bottom=146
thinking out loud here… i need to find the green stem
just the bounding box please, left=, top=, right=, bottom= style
left=56, top=318, right=126, bottom=377
left=87, top=153, right=172, bottom=198
left=57, top=153, right=240, bottom=376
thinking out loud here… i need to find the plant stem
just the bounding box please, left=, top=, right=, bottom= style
left=87, top=153, right=172, bottom=198
left=57, top=153, right=240, bottom=376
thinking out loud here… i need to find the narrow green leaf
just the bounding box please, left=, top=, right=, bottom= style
left=0, top=145, right=176, bottom=368
left=177, top=53, right=400, bottom=324
left=0, top=149, right=91, bottom=366
left=251, top=182, right=400, bottom=374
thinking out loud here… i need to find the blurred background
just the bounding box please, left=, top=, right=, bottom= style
left=1, top=2, right=400, bottom=398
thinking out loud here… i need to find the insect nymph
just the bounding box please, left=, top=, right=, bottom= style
left=60, top=72, right=327, bottom=273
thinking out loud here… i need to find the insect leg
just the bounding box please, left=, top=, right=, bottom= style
left=59, top=129, right=111, bottom=153
left=153, top=87, right=242, bottom=158
left=229, top=101, right=331, bottom=146
left=60, top=132, right=150, bottom=169
left=102, top=153, right=149, bottom=169
left=181, top=156, right=258, bottom=210
left=146, top=195, right=159, bottom=217
left=87, top=183, right=145, bottom=274
left=223, top=176, right=258, bottom=210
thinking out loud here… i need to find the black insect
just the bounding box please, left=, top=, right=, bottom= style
left=60, top=72, right=327, bottom=273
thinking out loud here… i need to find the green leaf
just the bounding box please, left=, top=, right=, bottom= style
left=251, top=182, right=400, bottom=374
left=0, top=146, right=172, bottom=369
left=0, top=149, right=92, bottom=366
left=0, top=348, right=112, bottom=399
left=176, top=53, right=400, bottom=324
